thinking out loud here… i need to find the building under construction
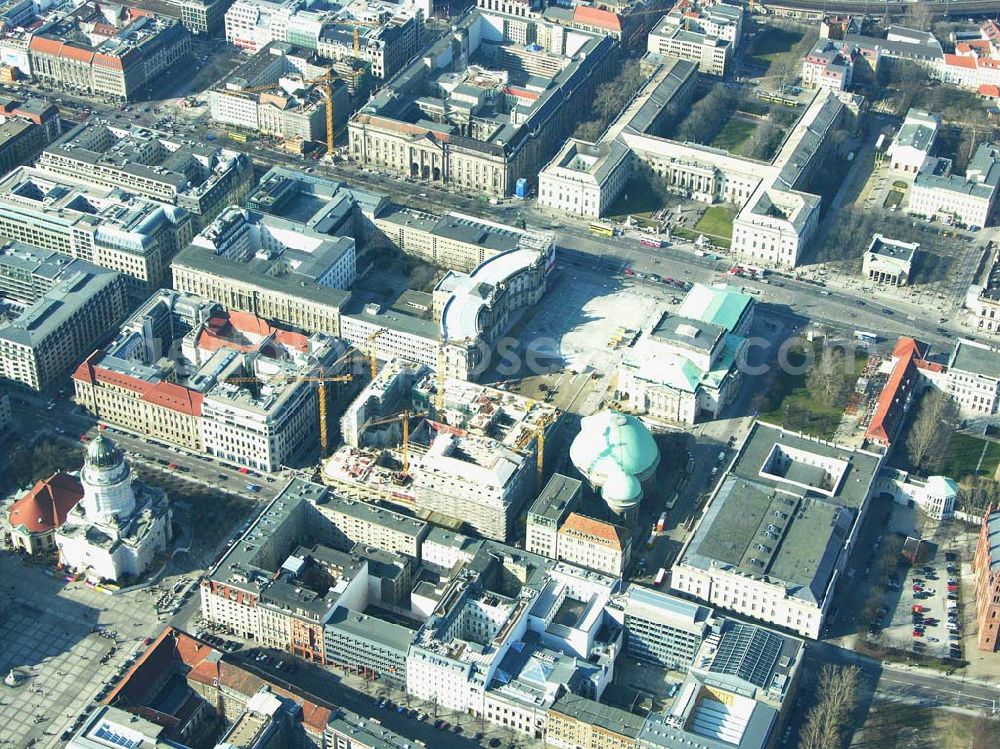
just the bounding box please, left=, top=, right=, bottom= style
left=322, top=364, right=562, bottom=541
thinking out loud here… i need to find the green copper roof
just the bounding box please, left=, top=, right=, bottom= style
left=677, top=283, right=752, bottom=332
left=926, top=476, right=959, bottom=498
left=570, top=411, right=660, bottom=485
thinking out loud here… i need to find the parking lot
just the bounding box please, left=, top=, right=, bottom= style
left=877, top=550, right=965, bottom=662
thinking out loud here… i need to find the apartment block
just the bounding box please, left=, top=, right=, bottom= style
left=73, top=290, right=349, bottom=472
left=27, top=6, right=191, bottom=102
left=36, top=120, right=254, bottom=227
left=966, top=245, right=1000, bottom=338
left=313, top=490, right=429, bottom=559
left=0, top=166, right=194, bottom=300
left=0, top=260, right=127, bottom=390
left=974, top=504, right=1000, bottom=652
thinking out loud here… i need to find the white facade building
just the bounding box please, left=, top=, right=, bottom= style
left=908, top=143, right=1000, bottom=228
left=888, top=109, right=939, bottom=176
left=947, top=338, right=1000, bottom=415
left=54, top=436, right=172, bottom=582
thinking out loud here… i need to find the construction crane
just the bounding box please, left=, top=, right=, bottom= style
left=223, top=372, right=353, bottom=455
left=367, top=329, right=387, bottom=380
left=229, top=67, right=338, bottom=155
left=361, top=410, right=427, bottom=474
left=436, top=344, right=446, bottom=414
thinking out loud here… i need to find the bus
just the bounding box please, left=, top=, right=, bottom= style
left=589, top=222, right=614, bottom=237
left=640, top=237, right=665, bottom=249
left=854, top=331, right=878, bottom=344
left=656, top=512, right=667, bottom=532
left=653, top=568, right=666, bottom=587
left=229, top=131, right=249, bottom=143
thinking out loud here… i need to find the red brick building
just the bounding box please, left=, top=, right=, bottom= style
left=974, top=504, right=1000, bottom=651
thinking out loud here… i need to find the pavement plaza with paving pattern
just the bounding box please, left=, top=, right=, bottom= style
left=0, top=554, right=163, bottom=749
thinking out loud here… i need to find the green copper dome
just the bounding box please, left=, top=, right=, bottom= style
left=85, top=434, right=123, bottom=470
left=570, top=410, right=659, bottom=514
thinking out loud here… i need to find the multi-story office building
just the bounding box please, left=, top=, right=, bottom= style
left=618, top=283, right=754, bottom=424
left=348, top=8, right=617, bottom=197
left=323, top=605, right=414, bottom=684
left=967, top=246, right=1000, bottom=338
left=0, top=167, right=194, bottom=300
left=374, top=205, right=554, bottom=274
left=406, top=542, right=620, bottom=724
left=27, top=7, right=191, bottom=102
left=946, top=338, right=1000, bottom=415
left=621, top=585, right=712, bottom=668
left=909, top=143, right=1000, bottom=229
left=974, top=503, right=1000, bottom=652
left=313, top=490, right=429, bottom=558
left=648, top=17, right=731, bottom=77
left=317, top=4, right=423, bottom=81
left=36, top=120, right=254, bottom=227
left=525, top=474, right=630, bottom=578
left=73, top=291, right=349, bottom=472
left=671, top=421, right=882, bottom=639
left=0, top=97, right=60, bottom=174
left=546, top=694, right=644, bottom=749
left=226, top=0, right=330, bottom=54
left=0, top=258, right=126, bottom=390
left=172, top=206, right=357, bottom=336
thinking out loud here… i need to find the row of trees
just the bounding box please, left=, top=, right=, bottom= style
left=572, top=60, right=645, bottom=142
left=799, top=665, right=861, bottom=749
left=906, top=389, right=959, bottom=474
left=3, top=437, right=85, bottom=494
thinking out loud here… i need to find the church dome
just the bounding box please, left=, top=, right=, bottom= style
left=570, top=410, right=660, bottom=516
left=86, top=435, right=124, bottom=470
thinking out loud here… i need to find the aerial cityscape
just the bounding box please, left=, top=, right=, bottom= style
left=3, top=1, right=1000, bottom=749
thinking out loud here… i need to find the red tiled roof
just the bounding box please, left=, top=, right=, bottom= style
left=573, top=6, right=622, bottom=33
left=61, top=43, right=95, bottom=64
left=228, top=309, right=273, bottom=338
left=273, top=329, right=309, bottom=352
left=8, top=473, right=83, bottom=534
left=944, top=53, right=977, bottom=70
left=979, top=84, right=1000, bottom=98
left=559, top=512, right=623, bottom=549
left=28, top=36, right=64, bottom=55
left=502, top=86, right=540, bottom=101
left=866, top=337, right=929, bottom=446
left=143, top=381, right=203, bottom=417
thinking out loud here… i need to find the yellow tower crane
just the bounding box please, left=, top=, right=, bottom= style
left=233, top=67, right=339, bottom=156
left=367, top=329, right=386, bottom=380
left=224, top=373, right=353, bottom=455
left=361, top=410, right=427, bottom=475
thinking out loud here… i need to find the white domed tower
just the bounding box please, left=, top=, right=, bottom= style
left=80, top=434, right=136, bottom=523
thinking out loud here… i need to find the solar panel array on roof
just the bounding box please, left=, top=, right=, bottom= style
left=709, top=623, right=782, bottom=688
left=93, top=723, right=142, bottom=749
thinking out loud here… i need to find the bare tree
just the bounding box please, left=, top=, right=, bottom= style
left=807, top=346, right=850, bottom=408
left=958, top=477, right=1000, bottom=516
left=903, top=2, right=933, bottom=32
left=906, top=389, right=959, bottom=473
left=800, top=665, right=860, bottom=749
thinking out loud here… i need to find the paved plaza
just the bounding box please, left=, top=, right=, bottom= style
left=0, top=555, right=164, bottom=748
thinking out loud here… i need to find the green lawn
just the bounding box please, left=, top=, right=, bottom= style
left=941, top=433, right=1000, bottom=480
left=750, top=27, right=804, bottom=71
left=884, top=189, right=904, bottom=210
left=711, top=118, right=757, bottom=153
left=758, top=346, right=867, bottom=440
left=693, top=205, right=736, bottom=247
left=605, top=177, right=662, bottom=219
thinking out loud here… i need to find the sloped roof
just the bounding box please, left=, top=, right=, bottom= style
left=559, top=512, right=624, bottom=550
left=677, top=283, right=752, bottom=332
left=573, top=6, right=621, bottom=32
left=8, top=473, right=83, bottom=534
